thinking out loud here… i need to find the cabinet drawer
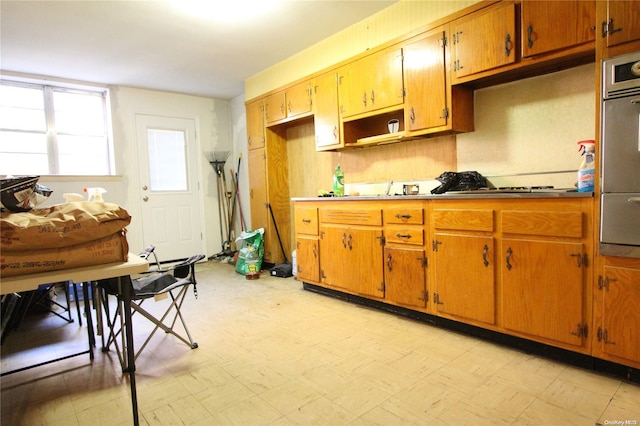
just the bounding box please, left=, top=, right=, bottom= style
left=295, top=206, right=318, bottom=235
left=385, top=226, right=424, bottom=246
left=433, top=209, right=494, bottom=232
left=320, top=208, right=382, bottom=226
left=501, top=210, right=583, bottom=238
left=384, top=207, right=424, bottom=225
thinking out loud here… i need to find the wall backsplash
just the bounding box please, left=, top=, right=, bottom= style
left=457, top=63, right=596, bottom=190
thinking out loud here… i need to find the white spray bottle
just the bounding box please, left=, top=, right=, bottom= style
left=577, top=140, right=595, bottom=192
left=84, top=187, right=107, bottom=202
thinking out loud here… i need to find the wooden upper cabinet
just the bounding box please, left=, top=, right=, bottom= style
left=264, top=80, right=313, bottom=125
left=604, top=0, right=640, bottom=49
left=286, top=80, right=313, bottom=119
left=246, top=100, right=265, bottom=150
left=521, top=0, right=596, bottom=58
left=264, top=92, right=286, bottom=124
left=338, top=47, right=404, bottom=118
left=403, top=29, right=447, bottom=132
left=313, top=71, right=341, bottom=151
left=451, top=2, right=517, bottom=81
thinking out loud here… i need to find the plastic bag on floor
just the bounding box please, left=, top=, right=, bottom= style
left=234, top=228, right=264, bottom=275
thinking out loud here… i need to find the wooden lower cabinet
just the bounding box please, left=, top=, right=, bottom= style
left=434, top=233, right=495, bottom=324
left=383, top=203, right=428, bottom=310
left=593, top=263, right=640, bottom=368
left=296, top=236, right=319, bottom=283
left=320, top=224, right=384, bottom=298
left=383, top=246, right=427, bottom=309
left=318, top=205, right=384, bottom=298
left=501, top=238, right=587, bottom=347
left=292, top=196, right=640, bottom=371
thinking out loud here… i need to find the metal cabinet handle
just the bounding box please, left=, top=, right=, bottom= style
left=387, top=254, right=393, bottom=271
left=628, top=197, right=640, bottom=202
left=313, top=245, right=317, bottom=258
left=342, top=232, right=347, bottom=248
left=396, top=233, right=412, bottom=239
left=347, top=234, right=353, bottom=250
left=482, top=244, right=489, bottom=267
left=505, top=33, right=513, bottom=56
left=526, top=25, right=535, bottom=48
left=362, top=92, right=367, bottom=107
left=409, top=107, right=415, bottom=124
left=395, top=214, right=412, bottom=219
left=570, top=253, right=583, bottom=267
left=370, top=89, right=375, bottom=105
left=506, top=247, right=513, bottom=270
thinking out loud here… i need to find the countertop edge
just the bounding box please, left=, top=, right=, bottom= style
left=292, top=192, right=594, bottom=201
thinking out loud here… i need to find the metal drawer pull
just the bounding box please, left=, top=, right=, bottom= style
left=395, top=214, right=412, bottom=219
left=628, top=197, right=640, bottom=202
left=302, top=219, right=311, bottom=223
left=396, top=233, right=412, bottom=239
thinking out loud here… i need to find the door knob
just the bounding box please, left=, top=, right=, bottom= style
left=142, top=185, right=148, bottom=190
left=143, top=196, right=149, bottom=202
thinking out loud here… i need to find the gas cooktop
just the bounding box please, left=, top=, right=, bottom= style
left=447, top=186, right=575, bottom=194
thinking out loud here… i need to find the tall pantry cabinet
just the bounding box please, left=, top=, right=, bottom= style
left=246, top=99, right=291, bottom=265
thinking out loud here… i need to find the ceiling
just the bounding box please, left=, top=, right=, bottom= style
left=0, top=0, right=397, bottom=100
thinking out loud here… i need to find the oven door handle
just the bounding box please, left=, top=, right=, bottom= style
left=629, top=197, right=640, bottom=203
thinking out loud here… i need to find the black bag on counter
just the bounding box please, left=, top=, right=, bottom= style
left=430, top=171, right=488, bottom=194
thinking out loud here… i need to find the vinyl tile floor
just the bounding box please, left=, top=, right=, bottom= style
left=1, top=260, right=639, bottom=425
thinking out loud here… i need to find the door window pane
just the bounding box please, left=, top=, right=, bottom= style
left=147, top=129, right=188, bottom=191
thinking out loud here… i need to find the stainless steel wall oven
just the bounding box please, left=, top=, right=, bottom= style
left=600, top=51, right=640, bottom=258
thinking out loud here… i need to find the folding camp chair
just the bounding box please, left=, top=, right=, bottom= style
left=99, top=250, right=205, bottom=371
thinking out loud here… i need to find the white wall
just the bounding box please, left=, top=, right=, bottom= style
left=39, top=85, right=234, bottom=258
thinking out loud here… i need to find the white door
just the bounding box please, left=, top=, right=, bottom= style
left=135, top=114, right=204, bottom=262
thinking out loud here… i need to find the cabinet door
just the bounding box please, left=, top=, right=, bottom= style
left=404, top=30, right=447, bottom=132
left=319, top=225, right=350, bottom=290
left=605, top=0, right=640, bottom=48
left=319, top=225, right=384, bottom=297
left=296, top=236, right=320, bottom=283
left=349, top=227, right=385, bottom=298
left=598, top=266, right=640, bottom=364
left=368, top=48, right=404, bottom=113
left=338, top=60, right=368, bottom=118
left=248, top=148, right=268, bottom=237
left=522, top=0, right=596, bottom=57
left=286, top=81, right=313, bottom=119
left=501, top=239, right=586, bottom=346
left=384, top=246, right=427, bottom=309
left=264, top=92, right=286, bottom=124
left=434, top=234, right=495, bottom=324
left=452, top=2, right=517, bottom=79
left=246, top=100, right=265, bottom=150
left=314, top=72, right=341, bottom=150
left=339, top=48, right=404, bottom=117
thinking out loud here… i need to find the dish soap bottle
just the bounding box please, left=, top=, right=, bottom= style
left=333, top=164, right=344, bottom=197
left=577, top=140, right=595, bottom=192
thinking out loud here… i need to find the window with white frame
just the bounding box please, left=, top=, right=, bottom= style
left=0, top=79, right=114, bottom=176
